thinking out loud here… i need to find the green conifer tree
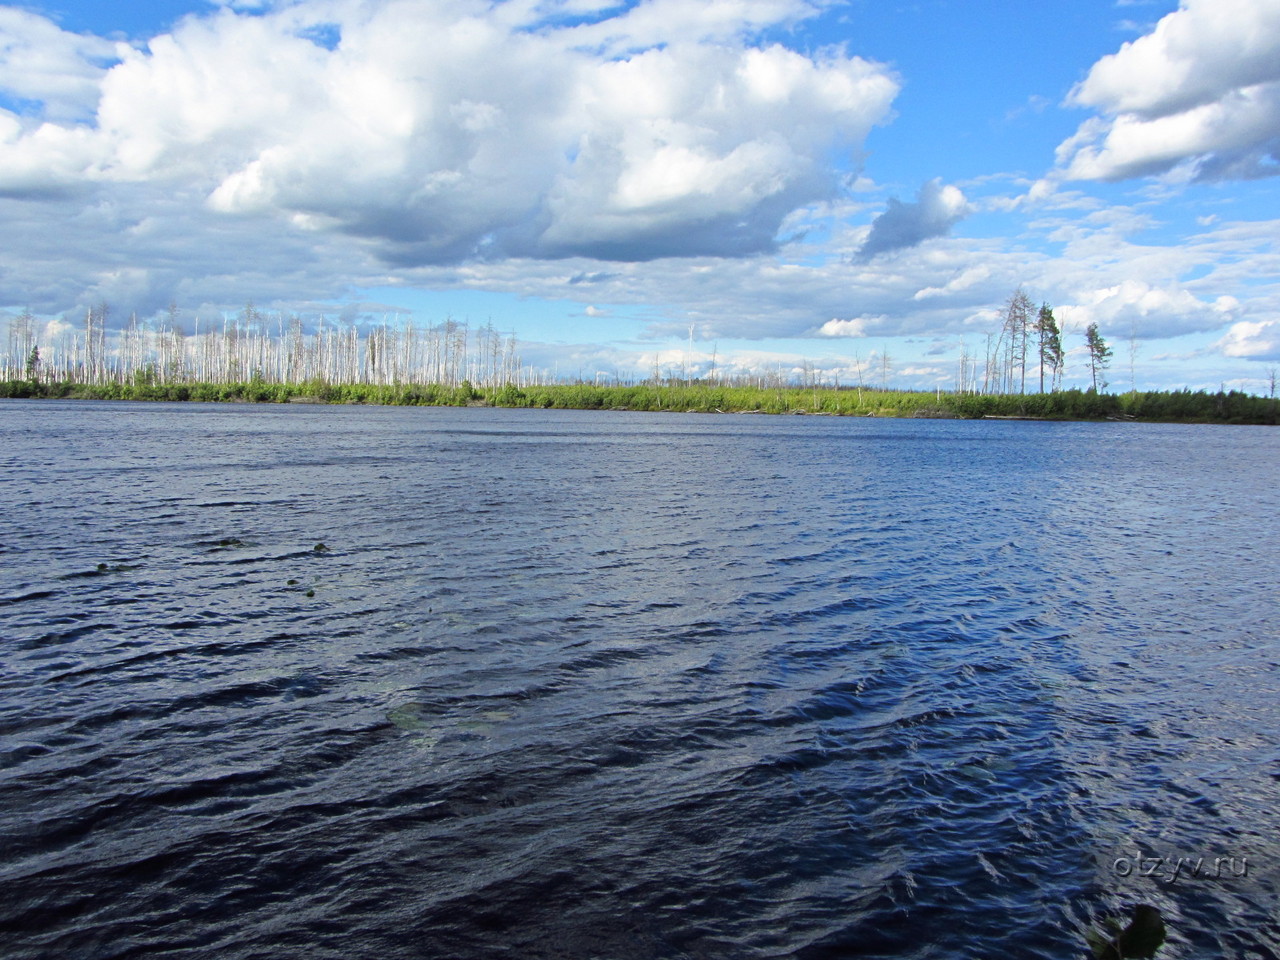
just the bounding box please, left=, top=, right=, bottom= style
left=1036, top=303, right=1063, bottom=392
left=1085, top=322, right=1113, bottom=392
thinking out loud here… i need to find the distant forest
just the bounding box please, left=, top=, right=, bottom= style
left=2, top=377, right=1278, bottom=425
left=2, top=299, right=1279, bottom=424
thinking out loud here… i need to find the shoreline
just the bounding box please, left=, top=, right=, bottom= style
left=3, top=380, right=1278, bottom=425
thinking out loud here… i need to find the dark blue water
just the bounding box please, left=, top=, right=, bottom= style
left=1, top=401, right=1277, bottom=959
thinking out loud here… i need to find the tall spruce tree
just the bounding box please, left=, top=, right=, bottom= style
left=1036, top=303, right=1063, bottom=392
left=26, top=344, right=40, bottom=383
left=1085, top=322, right=1113, bottom=392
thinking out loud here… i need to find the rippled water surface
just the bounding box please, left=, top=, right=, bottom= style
left=2, top=400, right=1278, bottom=959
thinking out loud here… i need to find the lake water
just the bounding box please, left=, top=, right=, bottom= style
left=1, top=400, right=1278, bottom=959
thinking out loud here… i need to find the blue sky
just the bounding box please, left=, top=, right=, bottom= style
left=2, top=0, right=1279, bottom=391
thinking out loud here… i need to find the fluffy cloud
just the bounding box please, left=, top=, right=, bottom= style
left=855, top=179, right=969, bottom=261
left=4, top=0, right=1274, bottom=394
left=0, top=8, right=122, bottom=120
left=1072, top=0, right=1280, bottom=118
left=0, top=179, right=394, bottom=318
left=0, top=0, right=897, bottom=265
left=1059, top=0, right=1280, bottom=180
left=817, top=316, right=872, bottom=337
left=1217, top=319, right=1280, bottom=360
left=1055, top=279, right=1241, bottom=339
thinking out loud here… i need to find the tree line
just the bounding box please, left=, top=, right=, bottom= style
left=4, top=378, right=1274, bottom=424
left=0, top=291, right=1262, bottom=399
left=3, top=304, right=530, bottom=390
left=969, top=288, right=1112, bottom=395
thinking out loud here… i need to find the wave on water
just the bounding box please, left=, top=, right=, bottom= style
left=1, top=403, right=1278, bottom=959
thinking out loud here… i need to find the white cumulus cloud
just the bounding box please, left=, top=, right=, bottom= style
left=1059, top=0, right=1280, bottom=181
left=0, top=8, right=123, bottom=120
left=817, top=316, right=872, bottom=337
left=0, top=0, right=898, bottom=265
left=1217, top=319, right=1280, bottom=360
left=1056, top=279, right=1241, bottom=339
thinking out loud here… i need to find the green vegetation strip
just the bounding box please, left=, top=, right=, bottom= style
left=2, top=379, right=1277, bottom=424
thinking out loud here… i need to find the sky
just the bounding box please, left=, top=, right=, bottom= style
left=2, top=0, right=1280, bottom=391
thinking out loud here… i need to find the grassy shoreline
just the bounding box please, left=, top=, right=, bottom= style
left=2, top=379, right=1278, bottom=424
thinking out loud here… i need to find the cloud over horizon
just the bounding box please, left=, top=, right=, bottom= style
left=0, top=0, right=898, bottom=268
left=1, top=0, right=1278, bottom=393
